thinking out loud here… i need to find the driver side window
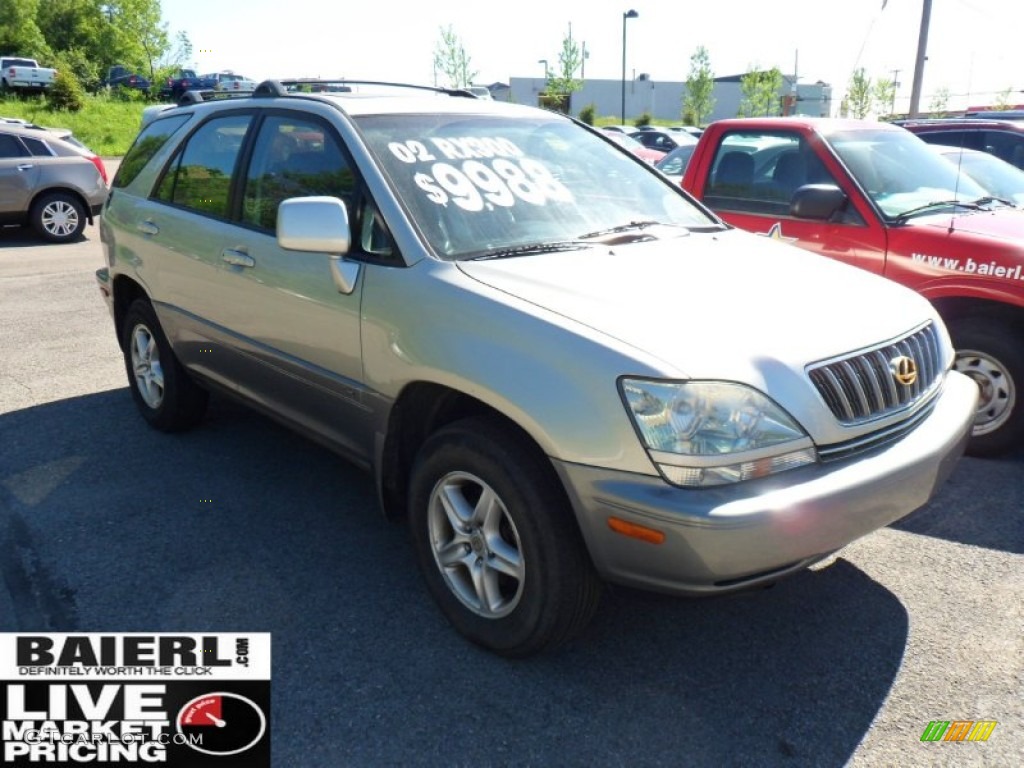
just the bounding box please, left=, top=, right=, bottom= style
left=706, top=131, right=836, bottom=217
left=241, top=115, right=355, bottom=232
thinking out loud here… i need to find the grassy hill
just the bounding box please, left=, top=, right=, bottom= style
left=0, top=95, right=149, bottom=156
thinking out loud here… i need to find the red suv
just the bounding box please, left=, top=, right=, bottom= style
left=897, top=118, right=1024, bottom=170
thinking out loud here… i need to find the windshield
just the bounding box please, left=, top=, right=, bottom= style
left=655, top=145, right=696, bottom=177
left=947, top=150, right=1024, bottom=207
left=828, top=128, right=988, bottom=219
left=356, top=113, right=718, bottom=260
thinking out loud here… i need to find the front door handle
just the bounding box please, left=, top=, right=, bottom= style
left=221, top=248, right=255, bottom=268
left=16, top=164, right=34, bottom=171
left=137, top=221, right=159, bottom=236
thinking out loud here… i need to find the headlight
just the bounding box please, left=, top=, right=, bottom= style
left=620, top=378, right=817, bottom=487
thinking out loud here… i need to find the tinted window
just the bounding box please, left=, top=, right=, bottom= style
left=241, top=115, right=355, bottom=231
left=0, top=133, right=28, bottom=158
left=156, top=114, right=253, bottom=218
left=22, top=137, right=53, bottom=156
left=115, top=114, right=191, bottom=188
left=982, top=131, right=1024, bottom=169
left=915, top=130, right=983, bottom=152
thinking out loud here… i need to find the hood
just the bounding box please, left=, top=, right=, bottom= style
left=916, top=205, right=1024, bottom=242
left=457, top=228, right=938, bottom=391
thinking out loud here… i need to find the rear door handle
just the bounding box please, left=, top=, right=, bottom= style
left=16, top=164, right=34, bottom=171
left=221, top=248, right=255, bottom=268
left=137, top=221, right=159, bottom=236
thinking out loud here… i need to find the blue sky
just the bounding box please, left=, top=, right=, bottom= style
left=161, top=0, right=1022, bottom=112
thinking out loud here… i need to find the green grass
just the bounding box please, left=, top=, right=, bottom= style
left=0, top=94, right=147, bottom=156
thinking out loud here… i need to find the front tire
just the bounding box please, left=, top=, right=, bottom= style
left=31, top=192, right=86, bottom=243
left=408, top=417, right=602, bottom=657
left=951, top=319, right=1024, bottom=457
left=120, top=299, right=208, bottom=432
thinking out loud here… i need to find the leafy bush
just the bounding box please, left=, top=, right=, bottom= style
left=578, top=103, right=596, bottom=125
left=634, top=111, right=652, bottom=128
left=47, top=69, right=86, bottom=112
left=52, top=49, right=101, bottom=93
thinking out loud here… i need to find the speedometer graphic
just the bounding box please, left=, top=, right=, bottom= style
left=176, top=692, right=267, bottom=756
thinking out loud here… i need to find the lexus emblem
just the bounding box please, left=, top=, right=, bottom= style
left=890, top=355, right=918, bottom=386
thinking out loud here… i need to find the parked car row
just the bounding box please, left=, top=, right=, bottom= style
left=158, top=69, right=257, bottom=99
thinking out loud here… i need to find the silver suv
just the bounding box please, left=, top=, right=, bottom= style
left=0, top=122, right=108, bottom=241
left=97, top=80, right=978, bottom=656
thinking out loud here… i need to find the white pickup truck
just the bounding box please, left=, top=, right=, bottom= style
left=1, top=57, right=57, bottom=93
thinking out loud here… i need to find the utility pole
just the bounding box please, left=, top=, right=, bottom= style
left=891, top=68, right=901, bottom=115
left=908, top=0, right=932, bottom=118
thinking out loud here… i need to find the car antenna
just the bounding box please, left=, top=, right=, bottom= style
left=948, top=131, right=970, bottom=234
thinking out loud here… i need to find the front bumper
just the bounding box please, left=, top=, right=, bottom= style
left=554, top=370, right=978, bottom=595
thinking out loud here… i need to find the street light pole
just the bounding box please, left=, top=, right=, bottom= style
left=621, top=9, right=638, bottom=125
left=538, top=59, right=548, bottom=80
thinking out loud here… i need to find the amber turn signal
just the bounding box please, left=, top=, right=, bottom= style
left=607, top=516, right=665, bottom=544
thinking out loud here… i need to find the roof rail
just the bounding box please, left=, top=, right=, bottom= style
left=176, top=88, right=256, bottom=106
left=253, top=78, right=478, bottom=98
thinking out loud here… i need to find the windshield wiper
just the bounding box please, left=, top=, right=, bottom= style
left=465, top=240, right=589, bottom=261
left=894, top=199, right=982, bottom=222
left=578, top=220, right=689, bottom=242
left=972, top=195, right=1015, bottom=208
left=578, top=220, right=661, bottom=239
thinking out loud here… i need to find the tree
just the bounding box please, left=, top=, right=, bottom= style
left=152, top=30, right=193, bottom=85
left=36, top=0, right=104, bottom=64
left=542, top=29, right=583, bottom=114
left=846, top=68, right=873, bottom=119
left=433, top=25, right=476, bottom=89
left=103, top=0, right=170, bottom=81
left=33, top=0, right=172, bottom=81
left=928, top=86, right=950, bottom=117
left=993, top=86, right=1015, bottom=111
left=873, top=76, right=896, bottom=118
left=0, top=0, right=51, bottom=62
left=682, top=46, right=715, bottom=126
left=737, top=67, right=782, bottom=117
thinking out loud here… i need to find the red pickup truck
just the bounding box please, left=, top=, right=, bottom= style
left=680, top=117, right=1024, bottom=456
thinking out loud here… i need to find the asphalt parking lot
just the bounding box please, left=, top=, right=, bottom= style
left=0, top=204, right=1021, bottom=767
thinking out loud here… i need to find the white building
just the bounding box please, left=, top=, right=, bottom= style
left=504, top=74, right=832, bottom=123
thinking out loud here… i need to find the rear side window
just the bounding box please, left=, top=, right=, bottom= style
left=0, top=133, right=28, bottom=158
left=114, top=114, right=191, bottom=188
left=22, top=137, right=53, bottom=156
left=155, top=113, right=253, bottom=218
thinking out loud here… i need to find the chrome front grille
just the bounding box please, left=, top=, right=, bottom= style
left=808, top=323, right=943, bottom=425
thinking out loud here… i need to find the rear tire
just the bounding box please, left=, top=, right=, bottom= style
left=120, top=299, right=208, bottom=432
left=31, top=192, right=86, bottom=243
left=408, top=417, right=602, bottom=657
left=951, top=319, right=1023, bottom=457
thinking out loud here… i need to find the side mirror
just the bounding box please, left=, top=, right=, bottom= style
left=277, top=196, right=359, bottom=295
left=790, top=184, right=848, bottom=221
left=277, top=196, right=351, bottom=255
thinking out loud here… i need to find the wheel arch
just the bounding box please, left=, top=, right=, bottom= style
left=376, top=382, right=563, bottom=522
left=111, top=275, right=152, bottom=351
left=931, top=296, right=1024, bottom=334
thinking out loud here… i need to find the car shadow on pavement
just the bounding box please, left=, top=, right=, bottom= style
left=890, top=447, right=1024, bottom=555
left=0, top=390, right=909, bottom=768
left=0, top=225, right=95, bottom=248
